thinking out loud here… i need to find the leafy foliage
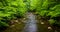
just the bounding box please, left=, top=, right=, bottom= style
left=0, top=0, right=60, bottom=28
left=31, top=0, right=60, bottom=26
left=0, top=0, right=27, bottom=27
left=48, top=19, right=56, bottom=25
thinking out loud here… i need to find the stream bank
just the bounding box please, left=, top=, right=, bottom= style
left=1, top=12, right=60, bottom=32
left=2, top=18, right=26, bottom=32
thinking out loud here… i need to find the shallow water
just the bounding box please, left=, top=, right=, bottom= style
left=22, top=12, right=37, bottom=32
left=2, top=12, right=60, bottom=32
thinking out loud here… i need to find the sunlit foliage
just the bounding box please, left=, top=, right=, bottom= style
left=35, top=0, right=60, bottom=26
left=0, top=0, right=27, bottom=27
left=0, top=0, right=60, bottom=27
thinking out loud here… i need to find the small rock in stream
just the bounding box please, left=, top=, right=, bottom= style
left=23, top=18, right=26, bottom=20
left=41, top=22, right=44, bottom=24
left=48, top=27, right=52, bottom=30
left=15, top=20, right=18, bottom=23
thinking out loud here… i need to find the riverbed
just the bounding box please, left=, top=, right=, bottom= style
left=1, top=12, right=60, bottom=32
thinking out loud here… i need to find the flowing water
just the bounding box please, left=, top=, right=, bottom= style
left=22, top=12, right=37, bottom=32
left=2, top=12, right=60, bottom=32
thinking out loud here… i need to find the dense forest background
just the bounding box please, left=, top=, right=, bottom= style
left=0, top=0, right=60, bottom=31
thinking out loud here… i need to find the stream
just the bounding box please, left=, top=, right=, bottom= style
left=22, top=12, right=37, bottom=32
left=2, top=12, right=60, bottom=32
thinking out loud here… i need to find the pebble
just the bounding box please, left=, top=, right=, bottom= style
left=15, top=20, right=18, bottom=23
left=41, top=22, right=44, bottom=24
left=48, top=27, right=52, bottom=30
left=23, top=18, right=26, bottom=20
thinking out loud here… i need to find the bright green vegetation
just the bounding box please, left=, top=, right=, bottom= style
left=0, top=0, right=27, bottom=27
left=37, top=0, right=60, bottom=26
left=28, top=0, right=60, bottom=26
left=0, top=0, right=60, bottom=30
left=30, top=0, right=60, bottom=26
